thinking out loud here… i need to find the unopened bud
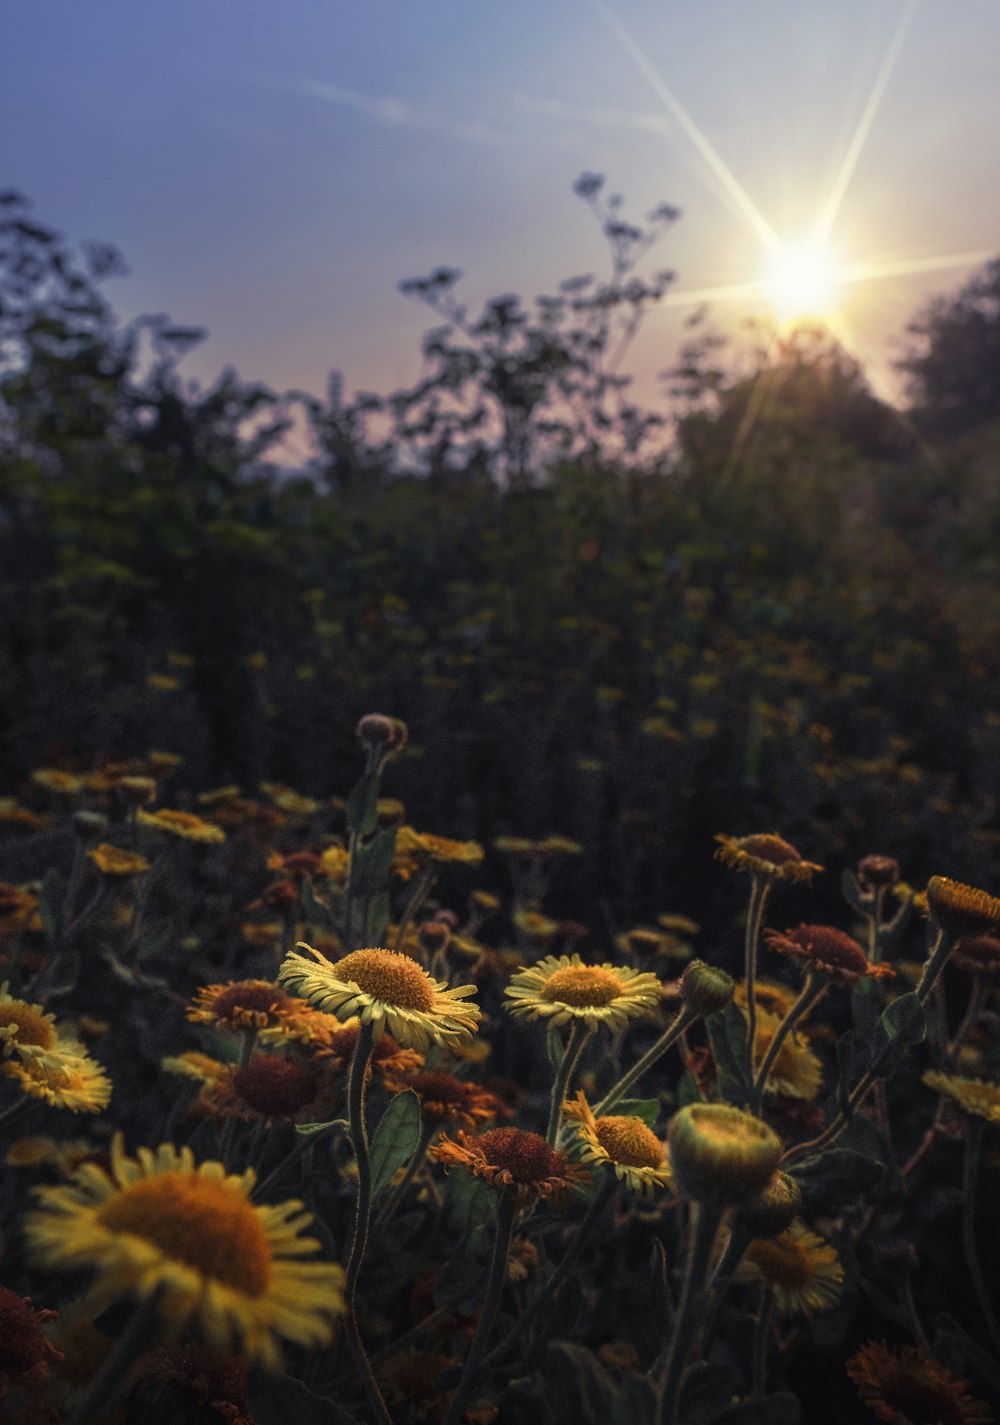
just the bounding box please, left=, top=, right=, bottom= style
left=681, top=960, right=735, bottom=1018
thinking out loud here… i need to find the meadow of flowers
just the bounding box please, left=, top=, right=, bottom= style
left=2, top=706, right=999, bottom=1425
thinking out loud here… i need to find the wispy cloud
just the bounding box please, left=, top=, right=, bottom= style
left=246, top=72, right=510, bottom=148
left=510, top=93, right=671, bottom=134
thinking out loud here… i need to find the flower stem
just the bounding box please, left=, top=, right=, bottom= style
left=483, top=1172, right=618, bottom=1369
left=344, top=1019, right=395, bottom=1425
left=962, top=1120, right=1000, bottom=1357
left=595, top=1009, right=696, bottom=1116
left=947, top=978, right=985, bottom=1070
left=441, top=1190, right=517, bottom=1425
left=547, top=1019, right=592, bottom=1146
left=743, top=876, right=771, bottom=1098
left=750, top=974, right=825, bottom=1115
left=66, top=1289, right=162, bottom=1425
left=655, top=1200, right=726, bottom=1425
left=915, top=928, right=956, bottom=1005
left=751, top=1283, right=775, bottom=1397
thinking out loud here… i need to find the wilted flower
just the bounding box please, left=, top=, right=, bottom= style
left=431, top=1127, right=587, bottom=1205
left=764, top=924, right=893, bottom=985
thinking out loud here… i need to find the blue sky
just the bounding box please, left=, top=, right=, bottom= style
left=5, top=0, right=999, bottom=428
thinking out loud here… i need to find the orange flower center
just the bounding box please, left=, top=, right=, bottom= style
left=594, top=1116, right=664, bottom=1169
left=0, top=1002, right=56, bottom=1051
left=745, top=1234, right=814, bottom=1290
left=541, top=965, right=623, bottom=1008
left=476, top=1128, right=564, bottom=1184
left=97, top=1173, right=271, bottom=1296
left=334, top=949, right=436, bottom=1012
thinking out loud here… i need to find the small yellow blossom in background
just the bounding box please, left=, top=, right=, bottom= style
left=0, top=798, right=50, bottom=830
left=24, top=1135, right=346, bottom=1367
left=31, top=768, right=84, bottom=796
left=922, top=1070, right=1000, bottom=1123
left=735, top=1221, right=844, bottom=1316
left=3, top=1046, right=112, bottom=1113
left=258, top=783, right=319, bottom=817
left=243, top=651, right=268, bottom=670
left=147, top=673, right=181, bottom=692
left=136, top=808, right=226, bottom=844
left=88, top=844, right=152, bottom=877
left=196, top=785, right=241, bottom=806
left=165, top=650, right=195, bottom=668
left=146, top=751, right=183, bottom=772
left=512, top=908, right=560, bottom=944
left=394, top=826, right=485, bottom=869
left=295, top=664, right=317, bottom=681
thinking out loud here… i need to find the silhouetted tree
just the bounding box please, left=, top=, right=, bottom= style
left=899, top=255, right=1000, bottom=436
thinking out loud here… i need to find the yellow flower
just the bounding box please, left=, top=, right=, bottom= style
left=320, top=845, right=351, bottom=882
left=278, top=944, right=480, bottom=1052
left=3, top=1044, right=112, bottom=1113
left=926, top=876, right=1000, bottom=938
left=87, top=843, right=152, bottom=877
left=922, top=1070, right=1000, bottom=1123
left=394, top=826, right=485, bottom=868
left=24, top=1136, right=345, bottom=1367
left=258, top=783, right=320, bottom=816
left=147, top=673, right=181, bottom=692
left=563, top=1093, right=672, bottom=1196
left=714, top=833, right=823, bottom=883
left=511, top=907, right=560, bottom=944
left=847, top=1341, right=992, bottom=1425
left=736, top=1221, right=844, bottom=1316
left=136, top=808, right=226, bottom=844
left=0, top=983, right=60, bottom=1063
left=752, top=1011, right=823, bottom=1101
left=504, top=954, right=661, bottom=1033
left=31, top=768, right=84, bottom=796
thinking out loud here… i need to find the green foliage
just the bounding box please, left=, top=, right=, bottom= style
left=368, top=1088, right=422, bottom=1199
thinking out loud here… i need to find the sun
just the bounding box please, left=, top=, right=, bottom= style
left=765, top=245, right=843, bottom=321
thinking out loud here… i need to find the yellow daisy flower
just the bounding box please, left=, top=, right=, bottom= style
left=563, top=1092, right=672, bottom=1196
left=752, top=1011, right=823, bottom=1101
left=136, top=808, right=226, bottom=844
left=0, top=983, right=60, bottom=1063
left=504, top=954, right=661, bottom=1033
left=87, top=844, right=152, bottom=877
left=394, top=826, right=485, bottom=869
left=922, top=1070, right=1000, bottom=1123
left=735, top=1221, right=844, bottom=1316
left=3, top=1045, right=112, bottom=1113
left=278, top=944, right=480, bottom=1052
left=24, top=1136, right=345, bottom=1368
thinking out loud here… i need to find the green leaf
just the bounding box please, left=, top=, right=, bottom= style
left=300, top=876, right=334, bottom=930
left=678, top=1362, right=740, bottom=1425
left=614, top=1097, right=661, bottom=1126
left=614, top=1375, right=656, bottom=1425
left=880, top=992, right=925, bottom=1045
left=248, top=1369, right=360, bottom=1424
left=369, top=1089, right=422, bottom=1199
left=346, top=770, right=380, bottom=838
left=444, top=1169, right=496, bottom=1238
left=792, top=1148, right=883, bottom=1214
left=366, top=888, right=392, bottom=946
left=295, top=1118, right=347, bottom=1136
left=706, top=1003, right=751, bottom=1106
left=351, top=826, right=398, bottom=900
left=38, top=867, right=63, bottom=948
left=434, top=1222, right=490, bottom=1312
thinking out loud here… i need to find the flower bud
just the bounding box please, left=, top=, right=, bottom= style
left=680, top=960, right=735, bottom=1018
left=356, top=714, right=396, bottom=745
left=668, top=1103, right=781, bottom=1204
left=736, top=1170, right=801, bottom=1239
left=72, top=809, right=108, bottom=842
left=857, top=855, right=900, bottom=890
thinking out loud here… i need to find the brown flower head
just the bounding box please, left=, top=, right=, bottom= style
left=207, top=1055, right=326, bottom=1123
left=764, top=924, right=893, bottom=985
left=714, top=833, right=823, bottom=883
left=396, top=1070, right=503, bottom=1131
left=431, top=1127, right=588, bottom=1205
left=0, top=1285, right=62, bottom=1402
left=857, top=855, right=901, bottom=891
left=926, top=876, right=1000, bottom=939
left=187, top=980, right=310, bottom=1039
left=306, top=1018, right=424, bottom=1077
left=951, top=935, right=1000, bottom=977
left=847, top=1341, right=992, bottom=1425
